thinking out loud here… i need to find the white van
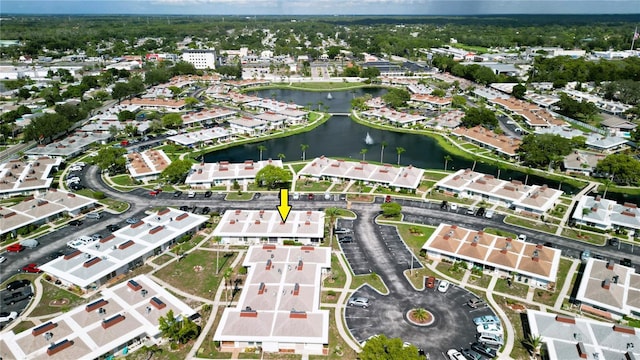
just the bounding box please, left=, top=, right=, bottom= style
left=86, top=212, right=102, bottom=220
left=477, top=333, right=504, bottom=347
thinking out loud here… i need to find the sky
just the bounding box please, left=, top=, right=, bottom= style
left=1, top=0, right=638, bottom=15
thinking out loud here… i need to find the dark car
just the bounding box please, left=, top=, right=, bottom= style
left=179, top=205, right=189, bottom=211
left=471, top=342, right=498, bottom=358
left=173, top=190, right=183, bottom=197
left=204, top=190, right=213, bottom=198
left=385, top=195, right=392, bottom=203
left=338, top=236, right=353, bottom=243
left=47, top=251, right=65, bottom=260
left=426, top=276, right=436, bottom=289
left=69, top=220, right=83, bottom=226
left=201, top=207, right=211, bottom=215
left=106, top=224, right=120, bottom=232
left=621, top=258, right=632, bottom=267
left=308, top=193, right=314, bottom=200
left=609, top=238, right=619, bottom=247
left=3, top=289, right=34, bottom=305
left=461, top=347, right=487, bottom=360
left=6, top=279, right=30, bottom=291
left=476, top=207, right=486, bottom=217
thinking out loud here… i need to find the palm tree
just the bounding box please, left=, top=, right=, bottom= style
left=444, top=155, right=452, bottom=171
left=257, top=144, right=267, bottom=161
left=523, top=334, right=543, bottom=356
left=579, top=207, right=591, bottom=237
left=411, top=308, right=429, bottom=322
left=524, top=167, right=533, bottom=186
left=300, top=143, right=309, bottom=161
left=325, top=207, right=340, bottom=248
left=602, top=175, right=614, bottom=199
left=380, top=140, right=387, bottom=163
left=360, top=148, right=368, bottom=161
left=277, top=153, right=286, bottom=161
left=214, top=236, right=222, bottom=274
left=471, top=154, right=479, bottom=171
left=396, top=147, right=405, bottom=165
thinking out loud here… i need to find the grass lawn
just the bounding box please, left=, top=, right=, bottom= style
left=11, top=320, right=36, bottom=334
left=392, top=223, right=435, bottom=256
left=504, top=216, right=558, bottom=234
left=291, top=163, right=308, bottom=173
left=152, top=254, right=175, bottom=266
left=196, top=307, right=233, bottom=359
left=323, top=253, right=347, bottom=288
left=309, top=308, right=358, bottom=360
left=100, top=198, right=130, bottom=213
left=493, top=278, right=529, bottom=299
left=533, top=258, right=574, bottom=307
left=154, top=250, right=237, bottom=299
left=331, top=182, right=349, bottom=192
left=483, top=227, right=517, bottom=239
left=263, top=354, right=302, bottom=359
left=321, top=290, right=342, bottom=304
left=225, top=192, right=254, bottom=201
left=435, top=262, right=467, bottom=281
left=418, top=180, right=436, bottom=192
left=29, top=279, right=86, bottom=317
left=351, top=272, right=388, bottom=294
left=493, top=295, right=532, bottom=360
left=285, top=82, right=367, bottom=90
left=422, top=171, right=449, bottom=181
left=467, top=274, right=492, bottom=289
left=296, top=180, right=332, bottom=192
left=561, top=228, right=607, bottom=245
left=110, top=174, right=137, bottom=187
left=346, top=194, right=373, bottom=203
left=404, top=267, right=439, bottom=289
left=427, top=192, right=474, bottom=205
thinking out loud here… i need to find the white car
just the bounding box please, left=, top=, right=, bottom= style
left=437, top=280, right=450, bottom=293
left=517, top=234, right=527, bottom=242
left=188, top=191, right=196, bottom=198
left=446, top=349, right=466, bottom=360
left=477, top=323, right=503, bottom=336
left=450, top=203, right=458, bottom=211
left=0, top=256, right=6, bottom=264
left=0, top=311, right=18, bottom=323
left=348, top=297, right=370, bottom=308
left=68, top=166, right=82, bottom=172
left=485, top=210, right=494, bottom=219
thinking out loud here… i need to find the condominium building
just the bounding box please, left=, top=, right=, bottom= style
left=181, top=49, right=216, bottom=70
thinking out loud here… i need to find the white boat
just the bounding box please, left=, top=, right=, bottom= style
left=327, top=92, right=333, bottom=100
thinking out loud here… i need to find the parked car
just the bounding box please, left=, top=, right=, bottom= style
left=450, top=203, right=458, bottom=211
left=467, top=298, right=486, bottom=308
left=69, top=220, right=83, bottom=226
left=3, top=289, right=34, bottom=305
left=204, top=190, right=213, bottom=198
left=621, top=258, right=633, bottom=267
left=484, top=210, right=494, bottom=219
left=308, top=193, right=314, bottom=200
left=477, top=333, right=504, bottom=347
left=0, top=311, right=18, bottom=323
left=426, top=276, right=436, bottom=289
left=347, top=297, right=370, bottom=308
left=477, top=323, right=503, bottom=336
left=335, top=228, right=351, bottom=234
left=437, top=280, right=450, bottom=293
left=473, top=315, right=501, bottom=326
left=476, top=207, right=486, bottom=217
left=188, top=191, right=196, bottom=198
left=446, top=349, right=467, bottom=360
left=125, top=218, right=139, bottom=224
left=385, top=195, right=392, bottom=203
left=517, top=234, right=527, bottom=242
left=149, top=190, right=161, bottom=196
left=85, top=212, right=101, bottom=219
left=0, top=256, right=6, bottom=264
left=461, top=347, right=487, bottom=360
left=609, top=238, right=619, bottom=247
left=91, top=233, right=103, bottom=241
left=338, top=236, right=353, bottom=243
left=6, top=279, right=30, bottom=291
left=173, top=190, right=183, bottom=197
left=106, top=224, right=120, bottom=232
left=21, top=263, right=42, bottom=273
left=581, top=249, right=591, bottom=261
left=470, top=342, right=498, bottom=358
left=6, top=244, right=24, bottom=252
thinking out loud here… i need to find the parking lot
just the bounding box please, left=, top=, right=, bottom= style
left=0, top=283, right=34, bottom=330
left=336, top=219, right=372, bottom=275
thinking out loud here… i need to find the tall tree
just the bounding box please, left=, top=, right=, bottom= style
left=160, top=160, right=193, bottom=184
left=444, top=155, right=452, bottom=171
left=325, top=207, right=340, bottom=249
left=380, top=141, right=387, bottom=163
left=396, top=147, right=405, bottom=165
left=255, top=165, right=292, bottom=189
left=360, top=148, right=368, bottom=161
left=300, top=143, right=309, bottom=161
left=257, top=145, right=267, bottom=162
left=360, top=335, right=422, bottom=360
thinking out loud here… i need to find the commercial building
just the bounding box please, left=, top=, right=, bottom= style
left=126, top=149, right=172, bottom=181
left=576, top=258, right=640, bottom=319
left=0, top=275, right=196, bottom=360
left=181, top=49, right=216, bottom=70
left=0, top=157, right=61, bottom=197
left=214, top=244, right=330, bottom=355
left=0, top=189, right=96, bottom=236
left=298, top=157, right=424, bottom=190
left=423, top=223, right=562, bottom=288
left=572, top=196, right=640, bottom=234
left=212, top=210, right=324, bottom=246
left=526, top=310, right=640, bottom=360
left=39, top=208, right=208, bottom=290
left=435, top=169, right=563, bottom=216
left=185, top=159, right=283, bottom=189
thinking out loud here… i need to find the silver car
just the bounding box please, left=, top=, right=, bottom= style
left=348, top=297, right=370, bottom=308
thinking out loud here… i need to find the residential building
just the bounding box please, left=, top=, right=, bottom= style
left=167, top=127, right=232, bottom=147
left=424, top=110, right=464, bottom=129
left=126, top=150, right=172, bottom=182
left=576, top=258, right=640, bottom=319
left=423, top=223, right=562, bottom=287
left=572, top=196, right=640, bottom=234
left=181, top=107, right=237, bottom=127
left=25, top=132, right=111, bottom=157
left=186, top=159, right=283, bottom=189
left=489, top=97, right=566, bottom=128
left=181, top=49, right=216, bottom=70
left=0, top=157, right=62, bottom=197
left=0, top=275, right=196, bottom=360
left=213, top=210, right=324, bottom=245
left=452, top=126, right=521, bottom=158
left=80, top=119, right=151, bottom=134
left=562, top=150, right=607, bottom=176
left=298, top=157, right=424, bottom=190
left=585, top=133, right=628, bottom=153
left=126, top=98, right=186, bottom=113
left=600, top=117, right=637, bottom=138
left=39, top=208, right=208, bottom=290
left=227, top=117, right=267, bottom=136
left=526, top=310, right=640, bottom=360
left=409, top=94, right=452, bottom=110
left=214, top=244, right=330, bottom=355
left=361, top=107, right=426, bottom=127
left=436, top=169, right=563, bottom=216
left=0, top=189, right=97, bottom=236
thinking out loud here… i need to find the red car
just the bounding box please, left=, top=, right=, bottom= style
left=385, top=195, right=392, bottom=203
left=22, top=263, right=42, bottom=273
left=149, top=190, right=161, bottom=196
left=426, top=276, right=436, bottom=289
left=6, top=244, right=24, bottom=252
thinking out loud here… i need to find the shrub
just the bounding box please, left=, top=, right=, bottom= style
left=238, top=267, right=247, bottom=275
left=92, top=191, right=106, bottom=199
left=283, top=240, right=296, bottom=245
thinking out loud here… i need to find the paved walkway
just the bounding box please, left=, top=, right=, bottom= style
left=556, top=182, right=598, bottom=235
left=554, top=259, right=581, bottom=310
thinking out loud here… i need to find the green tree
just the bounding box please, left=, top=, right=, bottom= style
left=55, top=103, right=88, bottom=123
left=23, top=113, right=71, bottom=143
left=117, top=110, right=136, bottom=122
left=595, top=153, right=640, bottom=186
left=444, top=154, right=452, bottom=171
left=325, top=207, right=340, bottom=248
left=512, top=84, right=527, bottom=99
left=452, top=95, right=467, bottom=108
left=184, top=97, right=199, bottom=109
left=300, top=143, right=309, bottom=161
left=360, top=334, right=421, bottom=360
left=112, top=82, right=130, bottom=103
left=124, top=124, right=138, bottom=137
left=255, top=165, right=292, bottom=189
left=161, top=160, right=193, bottom=184
left=517, top=133, right=576, bottom=169
left=396, top=147, right=405, bottom=165
left=382, top=88, right=410, bottom=109
left=94, top=147, right=126, bottom=174
left=149, top=119, right=164, bottom=133
left=380, top=202, right=402, bottom=218
left=158, top=309, right=200, bottom=344
left=162, top=113, right=183, bottom=129
left=360, top=148, right=368, bottom=161
left=380, top=141, right=387, bottom=163
left=461, top=106, right=498, bottom=128
left=257, top=144, right=267, bottom=162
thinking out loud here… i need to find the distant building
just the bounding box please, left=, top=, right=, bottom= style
left=562, top=150, right=606, bottom=176
left=572, top=195, right=640, bottom=234
left=452, top=126, right=521, bottom=158
left=186, top=159, right=282, bottom=189
left=181, top=49, right=216, bottom=70
left=0, top=157, right=61, bottom=197
left=126, top=149, right=172, bottom=182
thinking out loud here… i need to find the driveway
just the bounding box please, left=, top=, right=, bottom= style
left=344, top=206, right=495, bottom=356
